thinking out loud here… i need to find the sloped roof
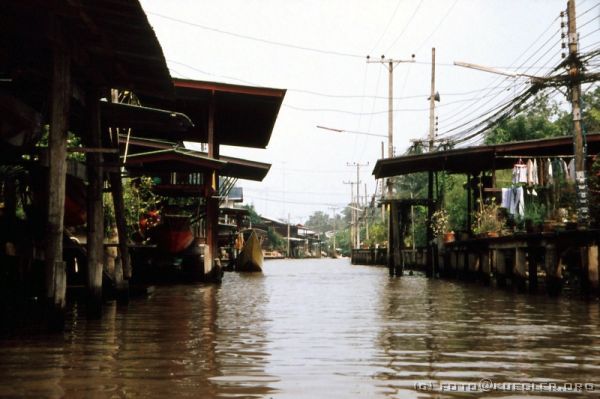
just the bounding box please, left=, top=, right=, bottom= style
left=373, top=134, right=600, bottom=178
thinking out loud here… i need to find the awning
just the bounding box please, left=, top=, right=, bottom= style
left=138, top=78, right=286, bottom=148
left=373, top=133, right=600, bottom=178
left=121, top=135, right=272, bottom=181
left=125, top=148, right=226, bottom=173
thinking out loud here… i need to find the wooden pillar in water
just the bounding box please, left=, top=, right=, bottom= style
left=204, top=96, right=222, bottom=282
left=545, top=244, right=562, bottom=295
left=387, top=202, right=393, bottom=276
left=109, top=90, right=132, bottom=285
left=481, top=250, right=491, bottom=285
left=528, top=249, right=539, bottom=293
left=387, top=201, right=400, bottom=276
left=513, top=247, right=527, bottom=291
left=587, top=245, right=599, bottom=296
left=45, top=20, right=70, bottom=323
left=108, top=172, right=130, bottom=299
left=494, top=249, right=506, bottom=287
left=426, top=173, right=434, bottom=278
left=393, top=202, right=403, bottom=276
left=86, top=92, right=104, bottom=314
left=466, top=174, right=472, bottom=235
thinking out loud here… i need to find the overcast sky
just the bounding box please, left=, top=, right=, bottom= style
left=139, top=0, right=599, bottom=224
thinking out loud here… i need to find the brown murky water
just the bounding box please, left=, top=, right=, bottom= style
left=1, top=258, right=599, bottom=398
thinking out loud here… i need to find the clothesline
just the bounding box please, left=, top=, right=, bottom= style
left=496, top=155, right=577, bottom=159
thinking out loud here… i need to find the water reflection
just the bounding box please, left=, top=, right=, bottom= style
left=0, top=259, right=599, bottom=398
left=0, top=275, right=276, bottom=398
left=374, top=276, right=600, bottom=398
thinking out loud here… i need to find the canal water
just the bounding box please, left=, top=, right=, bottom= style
left=1, top=258, right=599, bottom=398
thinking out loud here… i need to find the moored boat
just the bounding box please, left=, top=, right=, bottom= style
left=150, top=214, right=194, bottom=255
left=236, top=229, right=263, bottom=272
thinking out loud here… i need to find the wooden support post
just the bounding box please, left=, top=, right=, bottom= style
left=387, top=203, right=394, bottom=276
left=481, top=250, right=491, bottom=285
left=466, top=174, right=472, bottom=235
left=45, top=21, right=70, bottom=324
left=513, top=248, right=527, bottom=291
left=391, top=202, right=402, bottom=276
left=204, top=97, right=222, bottom=283
left=545, top=244, right=562, bottom=296
left=587, top=245, right=599, bottom=296
left=494, top=250, right=506, bottom=287
left=528, top=249, right=539, bottom=293
left=426, top=175, right=434, bottom=278
left=109, top=172, right=130, bottom=299
left=86, top=93, right=104, bottom=315
left=468, top=253, right=479, bottom=276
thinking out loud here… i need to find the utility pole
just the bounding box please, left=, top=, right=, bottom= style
left=348, top=162, right=368, bottom=248
left=427, top=48, right=438, bottom=278
left=454, top=3, right=595, bottom=227
left=429, top=48, right=437, bottom=151
left=567, top=0, right=589, bottom=227
left=329, top=206, right=337, bottom=257
left=367, top=54, right=415, bottom=196
left=343, top=181, right=355, bottom=249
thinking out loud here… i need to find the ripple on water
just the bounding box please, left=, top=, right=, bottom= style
left=0, top=258, right=599, bottom=398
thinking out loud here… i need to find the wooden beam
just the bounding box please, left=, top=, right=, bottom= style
left=45, top=19, right=70, bottom=321
left=67, top=147, right=119, bottom=153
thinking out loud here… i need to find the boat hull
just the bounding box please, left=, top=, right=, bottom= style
left=236, top=230, right=263, bottom=272
left=150, top=215, right=194, bottom=255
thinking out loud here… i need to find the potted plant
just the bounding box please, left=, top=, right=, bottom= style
left=523, top=202, right=546, bottom=233
left=431, top=209, right=454, bottom=242
left=472, top=198, right=504, bottom=237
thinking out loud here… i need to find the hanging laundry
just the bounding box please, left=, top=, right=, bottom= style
left=513, top=186, right=525, bottom=218
left=567, top=158, right=576, bottom=181
left=501, top=188, right=512, bottom=209
left=527, top=159, right=534, bottom=185
left=532, top=159, right=539, bottom=185
left=561, top=158, right=569, bottom=180
left=512, top=161, right=527, bottom=184
left=547, top=158, right=553, bottom=185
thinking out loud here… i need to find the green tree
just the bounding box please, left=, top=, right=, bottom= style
left=242, top=204, right=262, bottom=225
left=305, top=210, right=332, bottom=232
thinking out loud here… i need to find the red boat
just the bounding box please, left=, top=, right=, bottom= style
left=149, top=214, right=194, bottom=255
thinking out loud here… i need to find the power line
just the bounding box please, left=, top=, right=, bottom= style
left=369, top=0, right=405, bottom=54
left=385, top=0, right=425, bottom=53
left=413, top=0, right=460, bottom=54
left=148, top=11, right=364, bottom=59
left=243, top=195, right=347, bottom=206
left=435, top=13, right=562, bottom=132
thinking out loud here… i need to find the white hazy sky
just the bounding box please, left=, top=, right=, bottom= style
left=139, top=0, right=599, bottom=223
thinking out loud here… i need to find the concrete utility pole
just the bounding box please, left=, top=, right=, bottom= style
left=347, top=162, right=368, bottom=248
left=427, top=47, right=437, bottom=278
left=429, top=48, right=437, bottom=151
left=567, top=0, right=589, bottom=226
left=367, top=54, right=415, bottom=196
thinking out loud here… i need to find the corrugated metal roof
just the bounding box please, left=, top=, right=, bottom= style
left=373, top=134, right=600, bottom=178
